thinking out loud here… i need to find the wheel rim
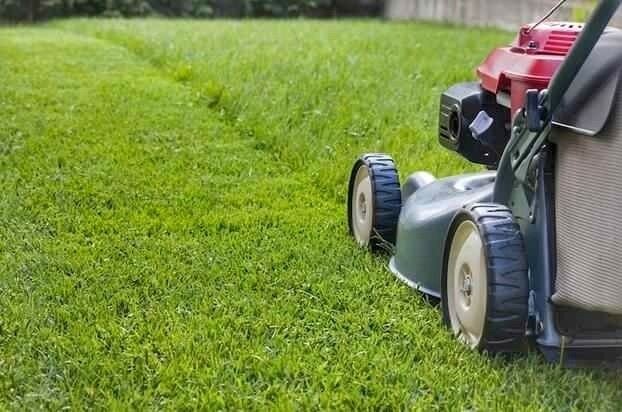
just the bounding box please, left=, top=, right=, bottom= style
left=351, top=165, right=373, bottom=246
left=447, top=220, right=488, bottom=349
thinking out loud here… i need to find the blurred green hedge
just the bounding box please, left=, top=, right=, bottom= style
left=0, top=0, right=382, bottom=21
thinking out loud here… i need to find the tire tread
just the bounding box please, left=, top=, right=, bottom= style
left=347, top=153, right=402, bottom=252
left=443, top=203, right=529, bottom=355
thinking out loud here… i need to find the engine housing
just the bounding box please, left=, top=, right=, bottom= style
left=438, top=22, right=584, bottom=167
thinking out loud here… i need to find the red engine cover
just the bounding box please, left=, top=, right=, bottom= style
left=477, top=22, right=584, bottom=114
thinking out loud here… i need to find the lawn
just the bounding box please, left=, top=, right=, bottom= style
left=0, top=18, right=620, bottom=410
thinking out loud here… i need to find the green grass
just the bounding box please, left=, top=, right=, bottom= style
left=0, top=18, right=620, bottom=410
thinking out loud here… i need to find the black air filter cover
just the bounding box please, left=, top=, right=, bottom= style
left=439, top=82, right=510, bottom=167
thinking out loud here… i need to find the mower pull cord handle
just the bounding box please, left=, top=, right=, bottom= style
left=546, top=0, right=622, bottom=115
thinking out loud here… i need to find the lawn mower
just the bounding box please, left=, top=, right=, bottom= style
left=347, top=0, right=622, bottom=365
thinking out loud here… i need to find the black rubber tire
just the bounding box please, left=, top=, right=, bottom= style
left=347, top=153, right=401, bottom=252
left=442, top=203, right=529, bottom=354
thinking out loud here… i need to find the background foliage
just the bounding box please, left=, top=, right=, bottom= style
left=0, top=0, right=382, bottom=21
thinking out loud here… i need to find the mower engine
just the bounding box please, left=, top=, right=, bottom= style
left=439, top=22, right=583, bottom=167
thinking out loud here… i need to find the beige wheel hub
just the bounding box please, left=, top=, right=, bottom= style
left=447, top=220, right=488, bottom=349
left=351, top=165, right=373, bottom=246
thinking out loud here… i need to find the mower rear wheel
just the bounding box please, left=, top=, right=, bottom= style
left=347, top=154, right=401, bottom=251
left=442, top=204, right=529, bottom=354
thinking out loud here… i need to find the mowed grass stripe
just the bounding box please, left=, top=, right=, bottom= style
left=0, top=22, right=620, bottom=410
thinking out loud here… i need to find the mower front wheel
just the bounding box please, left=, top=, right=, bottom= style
left=347, top=154, right=401, bottom=251
left=442, top=204, right=529, bottom=354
